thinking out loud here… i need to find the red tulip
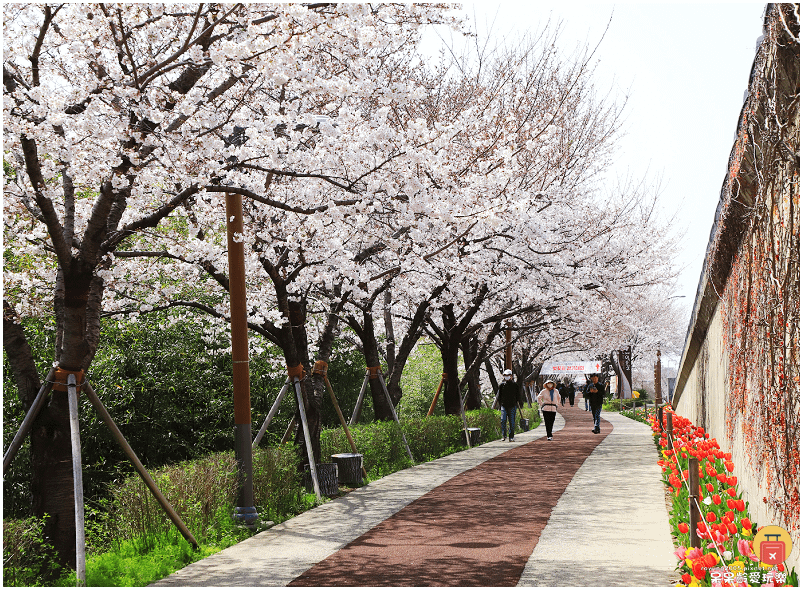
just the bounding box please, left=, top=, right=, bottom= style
left=707, top=512, right=717, bottom=522
left=697, top=522, right=708, bottom=534
left=725, top=511, right=735, bottom=523
left=692, top=561, right=707, bottom=580
left=682, top=573, right=692, bottom=585
left=736, top=499, right=745, bottom=512
left=678, top=522, right=689, bottom=534
left=727, top=488, right=736, bottom=497
left=742, top=517, right=752, bottom=530
left=729, top=475, right=737, bottom=486
left=727, top=522, right=737, bottom=534
left=712, top=494, right=722, bottom=505
left=705, top=483, right=714, bottom=493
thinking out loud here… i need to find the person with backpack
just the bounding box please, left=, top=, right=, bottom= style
left=496, top=369, right=524, bottom=442
left=537, top=379, right=560, bottom=440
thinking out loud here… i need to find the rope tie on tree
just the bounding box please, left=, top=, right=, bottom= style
left=367, top=366, right=382, bottom=380
left=50, top=368, right=86, bottom=392
left=313, top=361, right=328, bottom=376
left=287, top=364, right=306, bottom=380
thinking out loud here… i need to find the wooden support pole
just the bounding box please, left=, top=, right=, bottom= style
left=83, top=381, right=198, bottom=548
left=426, top=373, right=446, bottom=417
left=280, top=417, right=297, bottom=445
left=293, top=377, right=321, bottom=501
left=323, top=374, right=368, bottom=480
left=655, top=350, right=663, bottom=406
left=252, top=380, right=290, bottom=449
left=67, top=374, right=85, bottom=586
left=657, top=406, right=664, bottom=432
left=688, top=456, right=701, bottom=548
left=377, top=373, right=414, bottom=463
left=3, top=367, right=56, bottom=475
left=349, top=371, right=370, bottom=426
left=666, top=412, right=674, bottom=452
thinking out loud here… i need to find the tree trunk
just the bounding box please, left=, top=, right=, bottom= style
left=384, top=283, right=446, bottom=404
left=461, top=336, right=482, bottom=410
left=361, top=312, right=393, bottom=421
left=283, top=298, right=321, bottom=466
left=441, top=337, right=462, bottom=415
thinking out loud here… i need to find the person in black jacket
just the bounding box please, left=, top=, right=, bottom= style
left=566, top=380, right=576, bottom=406
left=582, top=374, right=606, bottom=434
left=496, top=369, right=524, bottom=442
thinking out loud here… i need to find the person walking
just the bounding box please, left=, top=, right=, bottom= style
left=537, top=379, right=560, bottom=440
left=558, top=380, right=568, bottom=406
left=497, top=369, right=524, bottom=442
left=582, top=374, right=606, bottom=434
left=566, top=380, right=576, bottom=406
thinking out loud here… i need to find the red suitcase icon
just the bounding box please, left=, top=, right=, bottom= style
left=760, top=534, right=786, bottom=565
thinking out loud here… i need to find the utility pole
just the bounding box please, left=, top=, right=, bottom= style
left=226, top=192, right=258, bottom=526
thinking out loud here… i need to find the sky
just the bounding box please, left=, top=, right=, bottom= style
left=422, top=2, right=767, bottom=343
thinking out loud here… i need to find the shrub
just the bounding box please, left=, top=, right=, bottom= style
left=320, top=408, right=530, bottom=479
left=2, top=516, right=62, bottom=586
left=107, top=445, right=303, bottom=551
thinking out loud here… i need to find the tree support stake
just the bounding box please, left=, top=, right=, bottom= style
left=426, top=373, right=446, bottom=417
left=83, top=380, right=199, bottom=549
left=67, top=374, right=86, bottom=586
left=292, top=374, right=321, bottom=502
left=3, top=367, right=56, bottom=475
left=376, top=371, right=414, bottom=463
left=314, top=361, right=367, bottom=479
left=252, top=380, right=290, bottom=449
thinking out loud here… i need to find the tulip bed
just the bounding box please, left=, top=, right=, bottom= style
left=650, top=408, right=798, bottom=587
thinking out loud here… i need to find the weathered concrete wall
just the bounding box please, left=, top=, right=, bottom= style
left=678, top=302, right=795, bottom=567
left=674, top=3, right=799, bottom=570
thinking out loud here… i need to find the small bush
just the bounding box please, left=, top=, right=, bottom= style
left=320, top=407, right=535, bottom=478
left=107, top=445, right=303, bottom=551
left=2, top=516, right=62, bottom=586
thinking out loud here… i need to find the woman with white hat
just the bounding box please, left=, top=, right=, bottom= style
left=537, top=379, right=559, bottom=440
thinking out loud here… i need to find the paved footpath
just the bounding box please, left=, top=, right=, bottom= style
left=153, top=402, right=677, bottom=587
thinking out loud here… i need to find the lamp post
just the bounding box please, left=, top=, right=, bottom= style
left=226, top=192, right=258, bottom=526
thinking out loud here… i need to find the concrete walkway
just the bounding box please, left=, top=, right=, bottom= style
left=153, top=409, right=677, bottom=587
left=518, top=412, right=678, bottom=587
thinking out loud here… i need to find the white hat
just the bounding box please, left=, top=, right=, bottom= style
left=544, top=379, right=555, bottom=385
left=503, top=369, right=513, bottom=376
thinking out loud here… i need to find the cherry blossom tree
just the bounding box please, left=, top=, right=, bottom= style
left=3, top=2, right=459, bottom=567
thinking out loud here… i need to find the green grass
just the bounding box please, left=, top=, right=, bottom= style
left=4, top=407, right=542, bottom=586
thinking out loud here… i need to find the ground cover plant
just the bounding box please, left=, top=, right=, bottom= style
left=650, top=409, right=798, bottom=587
left=3, top=406, right=534, bottom=586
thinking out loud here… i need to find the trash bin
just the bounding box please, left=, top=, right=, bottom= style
left=330, top=453, right=363, bottom=486
left=460, top=427, right=481, bottom=446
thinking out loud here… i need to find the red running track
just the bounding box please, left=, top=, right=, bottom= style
left=290, top=402, right=612, bottom=586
